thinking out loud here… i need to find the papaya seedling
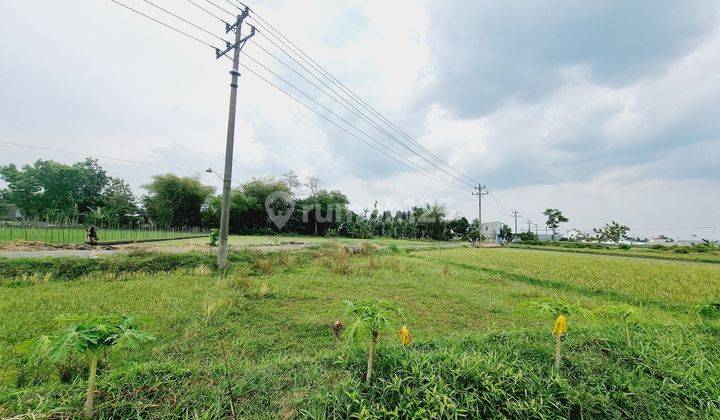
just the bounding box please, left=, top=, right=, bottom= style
left=599, top=304, right=638, bottom=347
left=532, top=298, right=573, bottom=370
left=399, top=325, right=412, bottom=347
left=342, top=298, right=403, bottom=385
left=32, top=315, right=153, bottom=418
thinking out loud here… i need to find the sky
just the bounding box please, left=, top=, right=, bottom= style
left=1, top=0, right=719, bottom=240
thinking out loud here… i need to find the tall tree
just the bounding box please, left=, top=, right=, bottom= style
left=142, top=174, right=214, bottom=228
left=542, top=208, right=569, bottom=241
left=101, top=177, right=139, bottom=226
left=500, top=224, right=514, bottom=243
left=304, top=176, right=322, bottom=234
left=0, top=158, right=108, bottom=222
left=593, top=221, right=630, bottom=243
left=280, top=170, right=301, bottom=195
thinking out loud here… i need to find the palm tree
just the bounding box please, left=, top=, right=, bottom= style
left=343, top=298, right=402, bottom=385
left=32, top=315, right=153, bottom=418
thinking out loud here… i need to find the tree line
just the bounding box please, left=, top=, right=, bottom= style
left=0, top=159, right=478, bottom=240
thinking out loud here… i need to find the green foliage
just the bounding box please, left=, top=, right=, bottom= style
left=313, top=329, right=720, bottom=418
left=542, top=208, right=569, bottom=240
left=531, top=298, right=574, bottom=317
left=2, top=242, right=720, bottom=417
left=517, top=231, right=539, bottom=242
left=0, top=251, right=256, bottom=282
left=698, top=299, right=720, bottom=320
left=142, top=174, right=214, bottom=228
left=343, top=298, right=402, bottom=343
left=30, top=315, right=152, bottom=418
left=598, top=304, right=637, bottom=321
left=499, top=224, right=513, bottom=242
left=32, top=316, right=152, bottom=362
left=592, top=221, right=631, bottom=243
left=0, top=158, right=137, bottom=224
left=208, top=228, right=219, bottom=247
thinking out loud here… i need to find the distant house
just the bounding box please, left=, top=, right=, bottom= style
left=480, top=221, right=507, bottom=244
left=562, top=229, right=582, bottom=241
left=649, top=236, right=674, bottom=244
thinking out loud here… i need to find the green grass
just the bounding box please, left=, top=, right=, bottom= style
left=0, top=227, right=205, bottom=245
left=1, top=247, right=719, bottom=417
left=510, top=242, right=720, bottom=263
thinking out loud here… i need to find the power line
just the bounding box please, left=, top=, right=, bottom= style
left=220, top=0, right=481, bottom=186
left=0, top=140, right=200, bottom=173
left=245, top=39, right=475, bottom=188
left=107, top=0, right=219, bottom=49
left=200, top=0, right=236, bottom=17
left=184, top=0, right=229, bottom=23
left=139, top=0, right=231, bottom=44
left=242, top=47, right=474, bottom=188
left=106, top=0, right=475, bottom=193
left=234, top=60, right=469, bottom=192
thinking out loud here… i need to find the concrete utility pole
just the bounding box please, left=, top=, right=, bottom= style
left=472, top=184, right=488, bottom=242
left=216, top=8, right=256, bottom=269
left=527, top=219, right=533, bottom=233
left=511, top=210, right=520, bottom=238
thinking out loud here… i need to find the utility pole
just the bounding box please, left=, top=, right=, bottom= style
left=472, top=184, right=488, bottom=242
left=511, top=210, right=520, bottom=239
left=527, top=219, right=532, bottom=233
left=534, top=223, right=539, bottom=237
left=216, top=8, right=256, bottom=269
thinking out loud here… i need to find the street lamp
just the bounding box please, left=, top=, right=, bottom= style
left=206, top=167, right=222, bottom=181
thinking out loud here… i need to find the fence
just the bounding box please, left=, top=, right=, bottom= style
left=0, top=221, right=209, bottom=245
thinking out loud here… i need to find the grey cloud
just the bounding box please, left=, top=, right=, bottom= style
left=418, top=0, right=720, bottom=118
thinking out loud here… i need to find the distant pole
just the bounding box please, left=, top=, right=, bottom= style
left=527, top=219, right=532, bottom=233
left=216, top=8, right=255, bottom=270
left=511, top=210, right=520, bottom=238
left=472, top=184, right=488, bottom=242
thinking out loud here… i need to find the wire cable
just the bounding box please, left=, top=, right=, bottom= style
left=233, top=60, right=469, bottom=192
left=107, top=0, right=219, bottom=49
left=0, top=140, right=200, bottom=173
left=221, top=0, right=482, bottom=186
left=139, top=0, right=231, bottom=44
left=107, top=0, right=471, bottom=192
left=184, top=0, right=228, bottom=23
left=246, top=39, right=475, bottom=188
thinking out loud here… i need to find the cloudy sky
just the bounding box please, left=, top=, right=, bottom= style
left=1, top=0, right=719, bottom=239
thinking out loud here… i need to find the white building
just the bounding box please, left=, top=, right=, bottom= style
left=479, top=221, right=507, bottom=243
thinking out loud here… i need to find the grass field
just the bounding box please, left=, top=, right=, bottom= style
left=0, top=226, right=206, bottom=245
left=1, top=243, right=719, bottom=417
left=510, top=243, right=720, bottom=264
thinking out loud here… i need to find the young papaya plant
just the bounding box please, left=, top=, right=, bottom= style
left=532, top=298, right=573, bottom=370
left=342, top=298, right=403, bottom=385
left=599, top=304, right=638, bottom=347
left=32, top=315, right=153, bottom=418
